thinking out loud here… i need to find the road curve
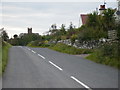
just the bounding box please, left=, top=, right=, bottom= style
left=2, top=46, right=118, bottom=88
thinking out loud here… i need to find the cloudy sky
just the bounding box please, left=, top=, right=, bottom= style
left=0, top=0, right=117, bottom=37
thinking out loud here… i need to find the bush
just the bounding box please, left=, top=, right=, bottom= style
left=86, top=42, right=119, bottom=69
left=1, top=41, right=11, bottom=75
left=27, top=40, right=50, bottom=48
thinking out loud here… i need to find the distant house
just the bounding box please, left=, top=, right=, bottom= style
left=80, top=4, right=106, bottom=25
left=80, top=14, right=88, bottom=25
left=19, top=28, right=39, bottom=38
left=115, top=1, right=120, bottom=23
left=99, top=5, right=106, bottom=15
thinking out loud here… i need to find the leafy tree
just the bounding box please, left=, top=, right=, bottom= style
left=86, top=12, right=100, bottom=28
left=102, top=8, right=115, bottom=30
left=78, top=27, right=107, bottom=42
left=116, top=23, right=120, bottom=40
left=10, top=34, right=19, bottom=46
left=19, top=34, right=42, bottom=46
left=60, top=24, right=66, bottom=35
left=67, top=22, right=76, bottom=38
left=1, top=30, right=9, bottom=41
left=49, top=24, right=58, bottom=35
left=69, top=22, right=74, bottom=30
left=13, top=34, right=18, bottom=39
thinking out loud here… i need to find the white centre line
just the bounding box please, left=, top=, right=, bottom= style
left=27, top=48, right=31, bottom=51
left=31, top=50, right=36, bottom=54
left=49, top=61, right=63, bottom=71
left=26, top=47, right=30, bottom=50
left=71, top=76, right=92, bottom=90
left=38, top=54, right=45, bottom=59
left=19, top=46, right=22, bottom=48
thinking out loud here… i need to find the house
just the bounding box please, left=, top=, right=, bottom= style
left=80, top=4, right=106, bottom=25
left=80, top=14, right=88, bottom=25
left=115, top=1, right=120, bottom=23
left=99, top=5, right=106, bottom=15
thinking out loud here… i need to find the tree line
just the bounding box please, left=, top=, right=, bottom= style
left=1, top=8, right=120, bottom=46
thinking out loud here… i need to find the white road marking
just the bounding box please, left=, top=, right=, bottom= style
left=25, top=47, right=31, bottom=51
left=38, top=54, right=45, bottom=59
left=31, top=50, right=36, bottom=54
left=26, top=47, right=29, bottom=50
left=70, top=76, right=92, bottom=90
left=28, top=48, right=31, bottom=51
left=20, top=46, right=91, bottom=89
left=19, top=46, right=22, bottom=48
left=49, top=61, right=63, bottom=71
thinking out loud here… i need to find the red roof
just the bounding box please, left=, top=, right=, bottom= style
left=81, top=14, right=88, bottom=25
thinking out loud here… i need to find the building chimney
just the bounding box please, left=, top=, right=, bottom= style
left=99, top=5, right=106, bottom=14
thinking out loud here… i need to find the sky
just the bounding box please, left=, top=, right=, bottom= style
left=0, top=0, right=118, bottom=37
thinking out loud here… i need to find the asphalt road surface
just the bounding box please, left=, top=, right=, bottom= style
left=2, top=46, right=118, bottom=89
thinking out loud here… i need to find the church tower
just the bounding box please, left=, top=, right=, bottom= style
left=28, top=28, right=32, bottom=34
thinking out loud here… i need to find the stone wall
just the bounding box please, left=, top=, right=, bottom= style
left=50, top=38, right=109, bottom=49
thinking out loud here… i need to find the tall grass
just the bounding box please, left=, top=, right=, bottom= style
left=0, top=41, right=11, bottom=76
left=86, top=42, right=119, bottom=69
left=49, top=43, right=93, bottom=55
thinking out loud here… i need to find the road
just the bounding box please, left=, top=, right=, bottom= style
left=2, top=46, right=118, bottom=89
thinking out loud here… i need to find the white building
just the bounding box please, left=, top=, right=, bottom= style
left=115, top=1, right=120, bottom=23
left=99, top=5, right=106, bottom=15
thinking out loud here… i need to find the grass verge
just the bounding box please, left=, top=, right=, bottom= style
left=49, top=43, right=94, bottom=55
left=86, top=42, right=120, bottom=69
left=27, top=42, right=94, bottom=55
left=0, top=41, right=11, bottom=76
left=28, top=41, right=119, bottom=69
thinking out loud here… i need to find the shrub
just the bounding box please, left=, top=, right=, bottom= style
left=27, top=40, right=50, bottom=48
left=87, top=42, right=119, bottom=69
left=1, top=41, right=11, bottom=74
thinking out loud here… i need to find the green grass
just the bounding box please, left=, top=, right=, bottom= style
left=28, top=41, right=119, bottom=69
left=27, top=40, right=50, bottom=48
left=0, top=41, right=11, bottom=76
left=86, top=44, right=120, bottom=69
left=49, top=43, right=94, bottom=55
left=27, top=42, right=94, bottom=55
left=27, top=43, right=50, bottom=48
left=49, top=43, right=119, bottom=69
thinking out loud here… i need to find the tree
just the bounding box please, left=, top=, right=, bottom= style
left=102, top=8, right=116, bottom=30
left=116, top=23, right=120, bottom=40
left=49, top=24, right=58, bottom=35
left=86, top=12, right=100, bottom=28
left=67, top=22, right=76, bottom=38
left=19, top=34, right=42, bottom=46
left=10, top=34, right=19, bottom=46
left=1, top=30, right=9, bottom=41
left=69, top=22, right=74, bottom=30
left=60, top=24, right=66, bottom=35
left=13, top=34, right=18, bottom=39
